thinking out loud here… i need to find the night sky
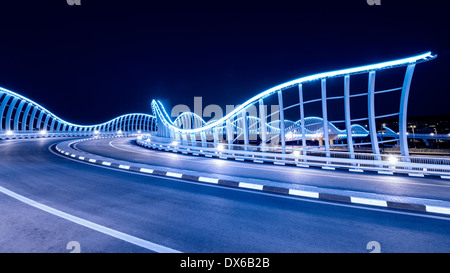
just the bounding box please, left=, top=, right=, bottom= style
left=0, top=0, right=449, bottom=125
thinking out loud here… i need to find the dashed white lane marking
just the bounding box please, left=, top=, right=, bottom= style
left=49, top=143, right=450, bottom=221
left=350, top=197, right=387, bottom=207
left=288, top=189, right=319, bottom=199
left=140, top=168, right=154, bottom=174
left=57, top=140, right=450, bottom=218
left=0, top=185, right=181, bottom=253
left=166, top=172, right=183, bottom=178
left=239, top=182, right=263, bottom=190
left=426, top=205, right=450, bottom=215
left=198, top=177, right=219, bottom=184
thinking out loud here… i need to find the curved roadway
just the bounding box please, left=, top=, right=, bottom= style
left=78, top=137, right=450, bottom=202
left=1, top=137, right=450, bottom=252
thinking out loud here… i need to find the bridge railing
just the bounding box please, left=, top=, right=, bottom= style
left=152, top=52, right=437, bottom=162
left=137, top=135, right=450, bottom=177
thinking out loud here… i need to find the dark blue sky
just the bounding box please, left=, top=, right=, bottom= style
left=0, top=0, right=448, bottom=124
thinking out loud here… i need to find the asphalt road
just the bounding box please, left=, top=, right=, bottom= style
left=1, top=137, right=450, bottom=252
left=76, top=137, right=450, bottom=202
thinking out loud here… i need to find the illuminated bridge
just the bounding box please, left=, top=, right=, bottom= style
left=2, top=52, right=450, bottom=253
left=141, top=52, right=450, bottom=176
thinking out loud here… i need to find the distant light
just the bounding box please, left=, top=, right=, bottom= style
left=430, top=133, right=434, bottom=136
left=388, top=156, right=398, bottom=164
left=117, top=130, right=123, bottom=134
left=171, top=141, right=178, bottom=146
left=217, top=144, right=224, bottom=151
left=40, top=129, right=47, bottom=135
left=137, top=135, right=143, bottom=140
left=293, top=150, right=300, bottom=156
left=94, top=130, right=100, bottom=134
left=6, top=130, right=13, bottom=135
left=137, top=130, right=141, bottom=134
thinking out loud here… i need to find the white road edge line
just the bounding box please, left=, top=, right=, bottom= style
left=0, top=185, right=181, bottom=253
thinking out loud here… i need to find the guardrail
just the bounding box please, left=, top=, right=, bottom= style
left=136, top=135, right=450, bottom=178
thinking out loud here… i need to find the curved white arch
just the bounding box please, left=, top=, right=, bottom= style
left=152, top=51, right=435, bottom=135
left=0, top=86, right=157, bottom=133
